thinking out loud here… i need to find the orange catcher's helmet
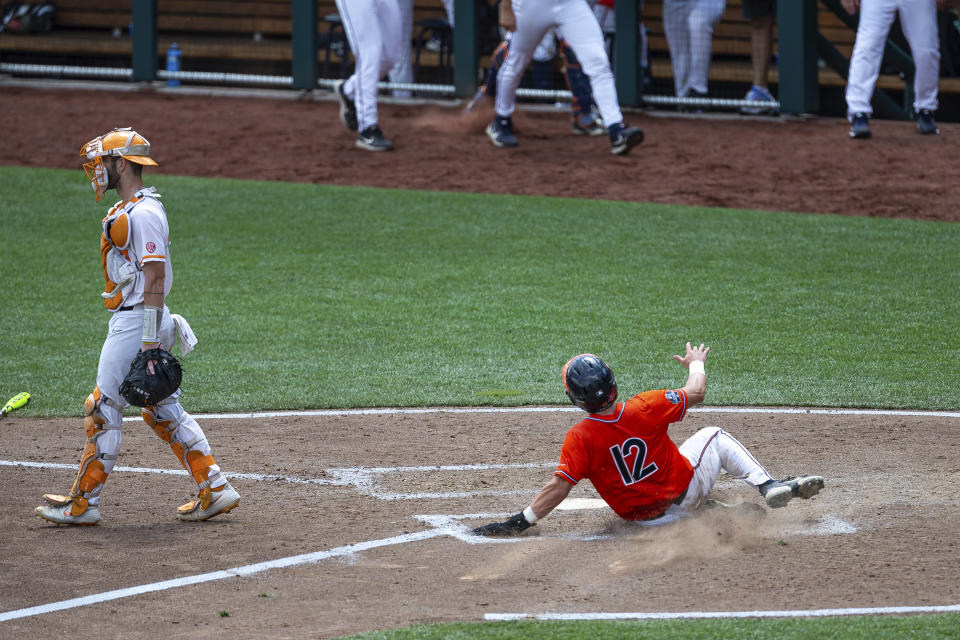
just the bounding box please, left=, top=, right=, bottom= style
left=81, top=127, right=158, bottom=201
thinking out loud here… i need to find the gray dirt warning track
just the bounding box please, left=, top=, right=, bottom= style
left=0, top=408, right=958, bottom=639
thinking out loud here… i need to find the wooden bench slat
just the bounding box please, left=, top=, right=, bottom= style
left=158, top=15, right=292, bottom=35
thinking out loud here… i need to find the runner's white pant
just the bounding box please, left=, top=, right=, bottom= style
left=495, top=0, right=624, bottom=128
left=336, top=0, right=402, bottom=131
left=634, top=427, right=773, bottom=526
left=845, top=0, right=939, bottom=117
left=88, top=307, right=222, bottom=505
left=662, top=0, right=725, bottom=96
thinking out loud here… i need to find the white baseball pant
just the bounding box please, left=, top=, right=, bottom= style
left=335, top=0, right=402, bottom=132
left=389, top=0, right=414, bottom=97
left=845, top=0, right=940, bottom=117
left=495, top=0, right=624, bottom=128
left=88, top=307, right=222, bottom=505
left=633, top=427, right=774, bottom=527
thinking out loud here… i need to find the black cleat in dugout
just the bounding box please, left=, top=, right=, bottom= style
left=562, top=353, right=618, bottom=413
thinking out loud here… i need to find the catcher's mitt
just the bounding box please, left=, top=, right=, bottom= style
left=119, top=348, right=182, bottom=407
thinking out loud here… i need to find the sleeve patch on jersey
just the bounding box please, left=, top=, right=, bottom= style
left=145, top=241, right=156, bottom=253
left=665, top=390, right=681, bottom=404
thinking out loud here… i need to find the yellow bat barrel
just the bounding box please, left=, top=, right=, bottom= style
left=1, top=392, right=30, bottom=416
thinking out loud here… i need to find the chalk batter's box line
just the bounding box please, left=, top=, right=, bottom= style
left=0, top=459, right=553, bottom=502
left=111, top=406, right=960, bottom=422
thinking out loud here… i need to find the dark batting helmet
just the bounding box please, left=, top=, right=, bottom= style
left=561, top=353, right=618, bottom=413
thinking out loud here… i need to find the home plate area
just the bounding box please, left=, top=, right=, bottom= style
left=0, top=407, right=957, bottom=637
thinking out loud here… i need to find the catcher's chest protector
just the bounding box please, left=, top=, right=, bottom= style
left=99, top=192, right=157, bottom=310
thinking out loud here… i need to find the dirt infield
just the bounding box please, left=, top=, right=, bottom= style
left=1, top=85, right=959, bottom=637
left=2, top=409, right=959, bottom=638
left=0, top=83, right=957, bottom=222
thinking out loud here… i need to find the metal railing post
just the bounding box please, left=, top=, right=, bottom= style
left=777, top=0, right=820, bottom=114
left=613, top=0, right=640, bottom=106
left=453, top=0, right=478, bottom=98
left=292, top=0, right=318, bottom=90
left=131, top=0, right=157, bottom=82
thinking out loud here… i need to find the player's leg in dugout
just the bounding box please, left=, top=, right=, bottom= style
left=662, top=0, right=692, bottom=96
left=336, top=0, right=385, bottom=132
left=494, top=8, right=554, bottom=117
left=898, top=0, right=940, bottom=113
left=845, top=0, right=897, bottom=117
left=556, top=0, right=623, bottom=128
left=685, top=0, right=725, bottom=94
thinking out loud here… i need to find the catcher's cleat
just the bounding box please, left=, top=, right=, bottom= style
left=35, top=501, right=101, bottom=526
left=177, top=481, right=240, bottom=522
left=759, top=475, right=824, bottom=508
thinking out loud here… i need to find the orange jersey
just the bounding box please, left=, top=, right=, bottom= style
left=554, top=389, right=694, bottom=521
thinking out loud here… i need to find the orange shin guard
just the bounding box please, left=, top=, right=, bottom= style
left=142, top=405, right=175, bottom=443
left=170, top=442, right=217, bottom=497
left=186, top=450, right=216, bottom=486
left=65, top=388, right=113, bottom=514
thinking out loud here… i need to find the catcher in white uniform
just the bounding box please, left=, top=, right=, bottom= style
left=334, top=0, right=402, bottom=151
left=844, top=0, right=944, bottom=138
left=35, top=128, right=240, bottom=526
left=486, top=0, right=645, bottom=155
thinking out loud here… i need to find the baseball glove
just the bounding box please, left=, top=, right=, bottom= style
left=119, top=347, right=182, bottom=407
left=471, top=512, right=535, bottom=537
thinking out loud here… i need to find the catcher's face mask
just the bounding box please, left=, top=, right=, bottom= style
left=81, top=127, right=159, bottom=202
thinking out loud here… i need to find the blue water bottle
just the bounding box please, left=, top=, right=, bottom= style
left=166, top=42, right=181, bottom=87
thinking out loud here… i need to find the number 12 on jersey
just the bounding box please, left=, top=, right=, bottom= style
left=610, top=437, right=659, bottom=486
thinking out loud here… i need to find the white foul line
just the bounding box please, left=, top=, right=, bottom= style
left=485, top=604, right=960, bottom=621
left=0, top=460, right=550, bottom=501
left=0, top=527, right=445, bottom=623
left=0, top=513, right=514, bottom=623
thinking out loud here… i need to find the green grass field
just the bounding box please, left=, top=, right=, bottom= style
left=1, top=165, right=957, bottom=638
left=335, top=615, right=960, bottom=640
left=2, top=166, right=958, bottom=415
